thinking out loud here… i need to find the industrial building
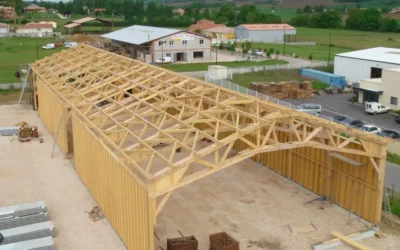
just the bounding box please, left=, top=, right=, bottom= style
left=357, top=68, right=400, bottom=107
left=203, top=26, right=235, bottom=42
left=235, top=24, right=296, bottom=42
left=102, top=25, right=211, bottom=63
left=28, top=44, right=389, bottom=250
left=334, top=47, right=400, bottom=85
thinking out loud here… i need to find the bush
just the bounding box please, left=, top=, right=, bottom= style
left=266, top=51, right=271, bottom=57
left=276, top=50, right=280, bottom=55
left=218, top=43, right=224, bottom=50
left=268, top=48, right=274, bottom=54
left=20, top=19, right=29, bottom=24
left=308, top=55, right=313, bottom=60
left=243, top=48, right=249, bottom=54
left=263, top=48, right=267, bottom=53
left=295, top=55, right=299, bottom=58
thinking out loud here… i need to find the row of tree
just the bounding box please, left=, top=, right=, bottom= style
left=290, top=8, right=399, bottom=32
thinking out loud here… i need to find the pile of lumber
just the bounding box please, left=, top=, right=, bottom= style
left=15, top=121, right=39, bottom=139
left=250, top=80, right=314, bottom=100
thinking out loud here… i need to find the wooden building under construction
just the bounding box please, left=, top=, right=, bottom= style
left=29, top=44, right=389, bottom=250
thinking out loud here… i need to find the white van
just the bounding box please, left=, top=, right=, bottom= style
left=42, top=43, right=55, bottom=50
left=365, top=102, right=390, bottom=114
left=295, top=103, right=322, bottom=116
left=155, top=57, right=172, bottom=64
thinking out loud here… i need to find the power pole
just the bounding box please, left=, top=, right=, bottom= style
left=328, top=33, right=331, bottom=64
left=283, top=26, right=286, bottom=55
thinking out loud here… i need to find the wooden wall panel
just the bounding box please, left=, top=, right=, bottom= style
left=72, top=115, right=152, bottom=250
left=229, top=131, right=380, bottom=224
left=36, top=78, right=68, bottom=153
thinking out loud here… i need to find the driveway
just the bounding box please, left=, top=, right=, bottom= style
left=286, top=94, right=400, bottom=132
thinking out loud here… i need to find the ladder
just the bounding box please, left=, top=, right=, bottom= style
left=383, top=187, right=394, bottom=227
left=18, top=67, right=31, bottom=105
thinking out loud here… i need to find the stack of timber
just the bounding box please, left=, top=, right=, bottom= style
left=0, top=202, right=55, bottom=250
left=250, top=80, right=314, bottom=100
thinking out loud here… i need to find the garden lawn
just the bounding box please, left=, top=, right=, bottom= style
left=163, top=59, right=287, bottom=72
left=0, top=37, right=65, bottom=84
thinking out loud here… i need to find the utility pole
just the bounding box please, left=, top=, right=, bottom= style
left=215, top=44, right=218, bottom=65
left=283, top=26, right=286, bottom=55
left=328, top=33, right=331, bottom=64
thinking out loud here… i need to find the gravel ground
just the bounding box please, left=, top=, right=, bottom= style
left=0, top=105, right=126, bottom=250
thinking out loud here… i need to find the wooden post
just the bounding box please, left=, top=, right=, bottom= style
left=288, top=132, right=293, bottom=180
left=325, top=151, right=333, bottom=201
left=148, top=197, right=156, bottom=250
left=374, top=146, right=387, bottom=227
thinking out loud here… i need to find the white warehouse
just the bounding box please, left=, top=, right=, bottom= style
left=334, top=47, right=400, bottom=84
left=235, top=24, right=296, bottom=42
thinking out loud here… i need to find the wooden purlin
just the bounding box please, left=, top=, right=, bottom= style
left=31, top=45, right=388, bottom=200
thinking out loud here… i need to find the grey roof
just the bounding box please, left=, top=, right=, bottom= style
left=101, top=25, right=181, bottom=45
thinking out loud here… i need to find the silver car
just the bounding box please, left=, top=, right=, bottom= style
left=296, top=103, right=322, bottom=116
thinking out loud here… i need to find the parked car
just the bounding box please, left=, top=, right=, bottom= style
left=42, top=43, right=55, bottom=50
left=379, top=130, right=400, bottom=139
left=360, top=125, right=381, bottom=134
left=365, top=102, right=390, bottom=114
left=65, top=42, right=78, bottom=48
left=341, top=118, right=363, bottom=128
left=395, top=115, right=400, bottom=124
left=296, top=103, right=322, bottom=116
left=332, top=115, right=346, bottom=123
left=155, top=56, right=172, bottom=64
left=253, top=50, right=263, bottom=56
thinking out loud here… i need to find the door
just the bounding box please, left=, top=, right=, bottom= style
left=363, top=92, right=379, bottom=103
left=176, top=53, right=184, bottom=61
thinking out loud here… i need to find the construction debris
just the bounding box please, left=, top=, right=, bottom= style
left=88, top=206, right=105, bottom=222
left=209, top=232, right=239, bottom=250
left=250, top=80, right=314, bottom=99
left=167, top=236, right=198, bottom=250
left=313, top=230, right=375, bottom=250
left=16, top=122, right=39, bottom=139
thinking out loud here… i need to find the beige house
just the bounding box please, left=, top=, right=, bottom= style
left=16, top=23, right=53, bottom=35
left=0, top=22, right=10, bottom=34
left=24, top=4, right=46, bottom=13
left=357, top=68, right=400, bottom=109
left=203, top=27, right=235, bottom=42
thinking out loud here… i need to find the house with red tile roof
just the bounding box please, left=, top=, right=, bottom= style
left=16, top=23, right=53, bottom=34
left=235, top=23, right=296, bottom=42
left=188, top=19, right=226, bottom=33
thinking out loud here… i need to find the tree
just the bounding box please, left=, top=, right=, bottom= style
left=289, top=14, right=309, bottom=27
left=304, top=5, right=312, bottom=14
left=346, top=8, right=362, bottom=30
left=58, top=1, right=65, bottom=14
left=381, top=17, right=398, bottom=32
left=203, top=8, right=210, bottom=19
left=318, top=10, right=342, bottom=29
left=360, top=8, right=381, bottom=31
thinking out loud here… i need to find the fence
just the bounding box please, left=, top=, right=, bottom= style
left=226, top=61, right=328, bottom=78
left=0, top=32, right=62, bottom=38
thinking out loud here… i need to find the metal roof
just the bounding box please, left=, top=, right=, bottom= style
left=101, top=25, right=181, bottom=45
left=336, top=47, right=400, bottom=65
left=238, top=24, right=295, bottom=31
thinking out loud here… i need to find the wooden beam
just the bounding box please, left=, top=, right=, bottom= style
left=331, top=231, right=372, bottom=250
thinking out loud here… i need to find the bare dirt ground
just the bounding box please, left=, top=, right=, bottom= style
left=0, top=105, right=126, bottom=250
left=156, top=154, right=400, bottom=250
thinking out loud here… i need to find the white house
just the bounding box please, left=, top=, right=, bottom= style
left=0, top=23, right=10, bottom=35
left=39, top=21, right=57, bottom=29
left=16, top=23, right=53, bottom=35
left=334, top=47, right=400, bottom=84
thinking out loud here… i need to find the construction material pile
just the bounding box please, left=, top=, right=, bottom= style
left=16, top=122, right=39, bottom=139
left=250, top=80, right=314, bottom=100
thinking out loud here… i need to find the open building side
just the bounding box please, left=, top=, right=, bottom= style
left=29, top=44, right=389, bottom=250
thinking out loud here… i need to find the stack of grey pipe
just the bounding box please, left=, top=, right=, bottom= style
left=0, top=201, right=55, bottom=250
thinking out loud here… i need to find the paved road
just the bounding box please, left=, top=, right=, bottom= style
left=0, top=83, right=24, bottom=89
left=286, top=94, right=400, bottom=132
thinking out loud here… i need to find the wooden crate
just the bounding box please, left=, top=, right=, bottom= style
left=167, top=236, right=198, bottom=250
left=209, top=232, right=239, bottom=250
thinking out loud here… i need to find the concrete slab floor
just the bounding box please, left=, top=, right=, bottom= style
left=155, top=157, right=400, bottom=250
left=0, top=105, right=126, bottom=250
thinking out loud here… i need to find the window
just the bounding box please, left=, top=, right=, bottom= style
left=391, top=97, right=398, bottom=105
left=159, top=41, right=165, bottom=46
left=183, top=40, right=187, bottom=45
left=193, top=51, right=204, bottom=58
left=370, top=67, right=382, bottom=78
left=166, top=53, right=171, bottom=57
left=200, top=39, right=204, bottom=45
left=169, top=41, right=174, bottom=46
left=370, top=127, right=377, bottom=132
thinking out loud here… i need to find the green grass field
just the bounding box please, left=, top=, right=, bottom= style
left=0, top=37, right=64, bottom=83
left=164, top=59, right=288, bottom=72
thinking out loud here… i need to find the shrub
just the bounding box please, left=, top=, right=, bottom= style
left=263, top=48, right=267, bottom=53
left=218, top=43, right=224, bottom=50
left=309, top=55, right=313, bottom=60
left=266, top=51, right=271, bottom=57
left=276, top=50, right=280, bottom=55
left=20, top=19, right=29, bottom=24
left=295, top=55, right=299, bottom=58
left=243, top=48, right=249, bottom=54
left=268, top=48, right=274, bottom=54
